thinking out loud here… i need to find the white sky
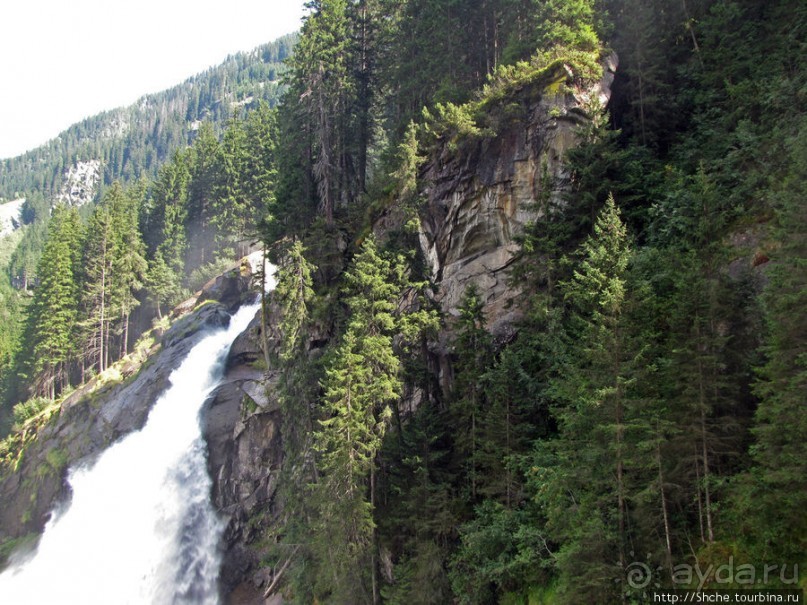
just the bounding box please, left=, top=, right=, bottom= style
left=0, top=0, right=307, bottom=160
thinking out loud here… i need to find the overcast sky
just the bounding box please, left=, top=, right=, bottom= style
left=0, top=0, right=306, bottom=159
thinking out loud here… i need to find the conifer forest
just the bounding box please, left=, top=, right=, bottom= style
left=0, top=1, right=804, bottom=604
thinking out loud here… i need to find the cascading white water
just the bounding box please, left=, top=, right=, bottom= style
left=0, top=300, right=262, bottom=605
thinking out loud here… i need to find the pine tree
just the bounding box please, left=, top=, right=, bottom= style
left=148, top=149, right=191, bottom=275
left=81, top=200, right=117, bottom=374
left=145, top=251, right=180, bottom=319
left=739, top=121, right=807, bottom=561
left=449, top=283, right=494, bottom=502
left=275, top=240, right=316, bottom=363
left=288, top=0, right=355, bottom=226
left=79, top=182, right=147, bottom=373
left=244, top=102, right=279, bottom=233
left=311, top=237, right=404, bottom=603
left=186, top=122, right=221, bottom=269
left=110, top=184, right=147, bottom=356
left=534, top=195, right=653, bottom=603
left=26, top=205, right=83, bottom=398
left=212, top=116, right=250, bottom=255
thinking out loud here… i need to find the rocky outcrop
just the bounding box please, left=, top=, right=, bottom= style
left=417, top=54, right=617, bottom=338
left=202, top=311, right=284, bottom=601
left=55, top=160, right=102, bottom=207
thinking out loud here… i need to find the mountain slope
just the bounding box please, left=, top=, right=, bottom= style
left=0, top=33, right=297, bottom=203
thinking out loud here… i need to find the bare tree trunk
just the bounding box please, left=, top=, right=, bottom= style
left=370, top=464, right=379, bottom=605
left=263, top=545, right=300, bottom=598
left=681, top=0, right=705, bottom=68
left=657, top=440, right=673, bottom=575
left=701, top=410, right=714, bottom=543
left=695, top=448, right=706, bottom=543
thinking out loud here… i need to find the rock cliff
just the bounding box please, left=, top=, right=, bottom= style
left=418, top=54, right=617, bottom=338
left=203, top=310, right=283, bottom=602
left=0, top=54, right=617, bottom=604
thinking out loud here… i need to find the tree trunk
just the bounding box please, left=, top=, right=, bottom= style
left=370, top=464, right=379, bottom=605
left=657, top=440, right=673, bottom=575
left=681, top=0, right=704, bottom=68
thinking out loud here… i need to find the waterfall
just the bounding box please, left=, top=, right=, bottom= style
left=0, top=300, right=262, bottom=604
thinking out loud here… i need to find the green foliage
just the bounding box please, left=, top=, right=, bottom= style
left=25, top=205, right=83, bottom=398
left=0, top=34, right=297, bottom=201
left=421, top=50, right=603, bottom=152
left=534, top=0, right=600, bottom=52
left=11, top=397, right=51, bottom=427
left=186, top=258, right=238, bottom=293
left=3, top=1, right=804, bottom=602
left=79, top=182, right=148, bottom=374
left=309, top=237, right=404, bottom=599
left=735, top=117, right=807, bottom=562
left=145, top=252, right=182, bottom=319
left=274, top=241, right=316, bottom=362
left=449, top=501, right=549, bottom=604
left=390, top=121, right=423, bottom=200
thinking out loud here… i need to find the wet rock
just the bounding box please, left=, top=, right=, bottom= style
left=198, top=267, right=254, bottom=312
left=162, top=302, right=231, bottom=348
left=201, top=310, right=284, bottom=598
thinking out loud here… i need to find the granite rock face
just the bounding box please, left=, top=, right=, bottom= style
left=417, top=54, right=618, bottom=338
left=201, top=311, right=284, bottom=600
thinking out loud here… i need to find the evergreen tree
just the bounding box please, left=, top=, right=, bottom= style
left=310, top=237, right=404, bottom=603
left=275, top=240, right=316, bottom=363
left=80, top=182, right=146, bottom=373
left=243, top=102, right=279, bottom=236
left=80, top=200, right=117, bottom=374
left=145, top=251, right=180, bottom=319
left=287, top=0, right=355, bottom=226
left=534, top=196, right=653, bottom=603
left=739, top=121, right=807, bottom=562
left=26, top=205, right=83, bottom=398
left=186, top=122, right=221, bottom=270
left=212, top=116, right=250, bottom=255
left=449, top=283, right=494, bottom=502
left=110, top=184, right=148, bottom=356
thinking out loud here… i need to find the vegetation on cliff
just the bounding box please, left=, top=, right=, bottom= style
left=0, top=0, right=804, bottom=603
left=265, top=0, right=806, bottom=603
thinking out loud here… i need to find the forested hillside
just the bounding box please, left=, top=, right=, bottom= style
left=0, top=34, right=296, bottom=410
left=261, top=0, right=806, bottom=602
left=0, top=102, right=279, bottom=422
left=0, top=1, right=804, bottom=604
left=0, top=33, right=296, bottom=200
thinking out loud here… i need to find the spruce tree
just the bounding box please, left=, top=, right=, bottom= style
left=186, top=122, right=221, bottom=269
left=212, top=116, right=250, bottom=255
left=311, top=237, right=403, bottom=603
left=26, top=205, right=83, bottom=398
left=534, top=195, right=653, bottom=603
left=450, top=283, right=494, bottom=502
left=288, top=0, right=355, bottom=225
left=740, top=122, right=807, bottom=562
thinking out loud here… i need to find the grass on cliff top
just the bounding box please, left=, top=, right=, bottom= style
left=420, top=46, right=603, bottom=151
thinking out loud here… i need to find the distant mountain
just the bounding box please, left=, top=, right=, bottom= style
left=0, top=33, right=298, bottom=204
